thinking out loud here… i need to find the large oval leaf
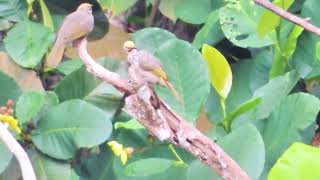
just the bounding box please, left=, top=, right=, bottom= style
left=4, top=20, right=54, bottom=68
left=187, top=124, right=265, bottom=179
left=54, top=58, right=124, bottom=117
left=202, top=44, right=232, bottom=99
left=262, top=93, right=320, bottom=176
left=131, top=27, right=176, bottom=53
left=16, top=91, right=58, bottom=126
left=16, top=91, right=45, bottom=126
left=0, top=70, right=21, bottom=105
left=124, top=158, right=174, bottom=177
left=29, top=149, right=79, bottom=180
left=291, top=0, right=320, bottom=79
left=256, top=0, right=294, bottom=37
left=193, top=10, right=224, bottom=49
left=32, top=99, right=112, bottom=159
left=268, top=142, right=320, bottom=180
left=219, top=0, right=274, bottom=48
left=155, top=39, right=210, bottom=123
left=0, top=0, right=27, bottom=22
left=175, top=0, right=212, bottom=24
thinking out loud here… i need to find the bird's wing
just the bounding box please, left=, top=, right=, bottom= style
left=56, top=11, right=91, bottom=43
left=137, top=50, right=168, bottom=80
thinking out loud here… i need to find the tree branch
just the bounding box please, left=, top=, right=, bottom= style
left=0, top=122, right=36, bottom=180
left=76, top=38, right=250, bottom=180
left=253, top=0, right=320, bottom=36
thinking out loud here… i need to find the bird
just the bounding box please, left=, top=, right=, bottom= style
left=123, top=41, right=182, bottom=103
left=45, top=3, right=94, bottom=69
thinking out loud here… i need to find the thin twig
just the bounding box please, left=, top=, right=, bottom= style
left=0, top=122, right=36, bottom=180
left=253, top=0, right=320, bottom=36
left=76, top=38, right=251, bottom=180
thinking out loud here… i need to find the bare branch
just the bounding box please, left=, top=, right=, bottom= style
left=76, top=38, right=251, bottom=180
left=76, top=39, right=134, bottom=94
left=0, top=122, right=36, bottom=180
left=253, top=0, right=320, bottom=36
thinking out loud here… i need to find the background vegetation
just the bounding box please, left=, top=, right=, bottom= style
left=0, top=0, right=320, bottom=179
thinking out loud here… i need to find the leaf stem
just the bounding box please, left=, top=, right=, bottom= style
left=220, top=98, right=230, bottom=132
left=220, top=98, right=226, bottom=119
left=168, top=144, right=184, bottom=164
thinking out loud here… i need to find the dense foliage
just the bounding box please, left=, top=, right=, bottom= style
left=0, top=0, right=320, bottom=179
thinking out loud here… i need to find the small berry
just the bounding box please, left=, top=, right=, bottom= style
left=6, top=99, right=14, bottom=107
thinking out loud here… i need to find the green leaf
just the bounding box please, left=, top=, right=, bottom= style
left=269, top=47, right=286, bottom=78
left=32, top=99, right=112, bottom=159
left=202, top=44, right=232, bottom=99
left=15, top=91, right=58, bottom=127
left=54, top=58, right=124, bottom=117
left=99, top=0, right=138, bottom=15
left=4, top=20, right=54, bottom=68
left=291, top=0, right=320, bottom=79
left=251, top=71, right=299, bottom=120
left=115, top=119, right=144, bottom=130
left=224, top=97, right=261, bottom=129
left=76, top=145, right=115, bottom=180
left=0, top=0, right=27, bottom=22
left=132, top=27, right=176, bottom=53
left=29, top=149, right=79, bottom=180
left=193, top=10, right=224, bottom=49
left=270, top=25, right=304, bottom=79
left=187, top=124, right=265, bottom=179
left=56, top=59, right=84, bottom=75
left=156, top=0, right=178, bottom=22
left=155, top=39, right=210, bottom=123
left=15, top=90, right=45, bottom=125
left=0, top=142, right=12, bottom=174
left=268, top=142, right=320, bottom=180
left=219, top=0, right=274, bottom=48
left=0, top=70, right=21, bottom=105
left=256, top=0, right=294, bottom=37
left=39, top=0, right=54, bottom=31
left=262, top=93, right=320, bottom=175
left=124, top=158, right=174, bottom=177
left=175, top=0, right=212, bottom=24
left=283, top=25, right=304, bottom=59
left=205, top=60, right=255, bottom=124
left=249, top=49, right=272, bottom=91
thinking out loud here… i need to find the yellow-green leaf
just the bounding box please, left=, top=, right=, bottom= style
left=283, top=25, right=304, bottom=59
left=268, top=142, right=320, bottom=180
left=26, top=0, right=34, bottom=16
left=202, top=44, right=232, bottom=99
left=257, top=0, right=294, bottom=37
left=39, top=0, right=54, bottom=31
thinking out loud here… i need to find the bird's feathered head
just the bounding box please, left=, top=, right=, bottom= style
left=123, top=41, right=136, bottom=52
left=77, top=3, right=93, bottom=13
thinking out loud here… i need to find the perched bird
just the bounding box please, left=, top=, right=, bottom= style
left=123, top=41, right=182, bottom=103
left=45, top=3, right=94, bottom=68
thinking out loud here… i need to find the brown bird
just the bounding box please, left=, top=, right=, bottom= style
left=123, top=41, right=182, bottom=103
left=45, top=3, right=94, bottom=69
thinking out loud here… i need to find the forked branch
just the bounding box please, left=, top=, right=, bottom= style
left=76, top=38, right=250, bottom=180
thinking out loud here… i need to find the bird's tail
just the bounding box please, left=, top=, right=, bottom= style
left=163, top=80, right=183, bottom=104
left=45, top=40, right=65, bottom=69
